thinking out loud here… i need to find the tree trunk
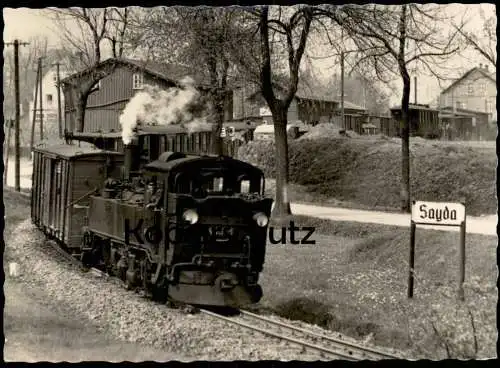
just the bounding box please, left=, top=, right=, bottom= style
left=400, top=70, right=411, bottom=213
left=75, top=82, right=95, bottom=133
left=211, top=92, right=225, bottom=156
left=271, top=105, right=291, bottom=219
left=76, top=92, right=87, bottom=133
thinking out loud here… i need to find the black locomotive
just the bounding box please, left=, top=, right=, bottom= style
left=31, top=139, right=273, bottom=307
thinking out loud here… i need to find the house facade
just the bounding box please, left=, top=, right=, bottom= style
left=438, top=107, right=493, bottom=140
left=439, top=64, right=496, bottom=123
left=61, top=58, right=233, bottom=135
left=29, top=66, right=69, bottom=141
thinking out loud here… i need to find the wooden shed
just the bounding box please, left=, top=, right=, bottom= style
left=61, top=58, right=234, bottom=136
left=31, top=144, right=123, bottom=249
left=390, top=104, right=441, bottom=138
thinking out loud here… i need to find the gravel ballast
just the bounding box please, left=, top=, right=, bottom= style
left=6, top=219, right=387, bottom=361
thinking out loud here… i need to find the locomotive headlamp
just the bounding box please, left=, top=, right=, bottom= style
left=253, top=212, right=268, bottom=227
left=183, top=209, right=199, bottom=224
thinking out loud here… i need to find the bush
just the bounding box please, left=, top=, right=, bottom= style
left=404, top=279, right=497, bottom=359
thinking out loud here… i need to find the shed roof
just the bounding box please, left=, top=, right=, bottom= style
left=390, top=104, right=440, bottom=112
left=440, top=66, right=496, bottom=95
left=60, top=57, right=239, bottom=90
left=33, top=143, right=121, bottom=160
left=439, top=106, right=490, bottom=117
left=61, top=58, right=208, bottom=87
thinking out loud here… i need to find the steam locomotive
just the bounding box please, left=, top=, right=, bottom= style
left=31, top=138, right=273, bottom=307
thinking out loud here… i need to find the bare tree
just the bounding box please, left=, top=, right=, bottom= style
left=219, top=5, right=329, bottom=217
left=324, top=4, right=465, bottom=212
left=128, top=6, right=247, bottom=155
left=453, top=10, right=496, bottom=68
left=44, top=7, right=133, bottom=132
left=175, top=7, right=238, bottom=155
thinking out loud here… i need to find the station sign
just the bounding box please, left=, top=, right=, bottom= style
left=408, top=200, right=467, bottom=300
left=411, top=200, right=465, bottom=226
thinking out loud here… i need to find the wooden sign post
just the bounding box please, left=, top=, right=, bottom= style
left=408, top=200, right=466, bottom=300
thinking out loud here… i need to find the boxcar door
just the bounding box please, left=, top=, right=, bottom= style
left=42, top=157, right=52, bottom=226
left=49, top=160, right=63, bottom=235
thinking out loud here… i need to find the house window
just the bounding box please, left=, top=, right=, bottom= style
left=478, top=83, right=486, bottom=95
left=486, top=100, right=493, bottom=113
left=53, top=74, right=57, bottom=83
left=467, top=83, right=474, bottom=96
left=46, top=94, right=53, bottom=105
left=133, top=73, right=144, bottom=90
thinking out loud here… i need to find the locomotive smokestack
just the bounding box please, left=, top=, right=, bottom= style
left=123, top=137, right=141, bottom=180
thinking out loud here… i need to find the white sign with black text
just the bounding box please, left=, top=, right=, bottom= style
left=411, top=201, right=465, bottom=226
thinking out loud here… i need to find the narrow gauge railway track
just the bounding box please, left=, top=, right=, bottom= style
left=200, top=308, right=402, bottom=361
left=35, top=230, right=401, bottom=361
left=40, top=239, right=107, bottom=278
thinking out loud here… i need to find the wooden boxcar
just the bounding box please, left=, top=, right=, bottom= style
left=389, top=104, right=441, bottom=138
left=31, top=144, right=123, bottom=249
left=66, top=125, right=244, bottom=160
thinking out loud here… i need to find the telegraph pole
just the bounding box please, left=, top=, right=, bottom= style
left=6, top=39, right=30, bottom=191
left=31, top=59, right=41, bottom=152
left=414, top=76, right=417, bottom=104
left=340, top=51, right=345, bottom=131
left=39, top=57, right=44, bottom=141
left=4, top=120, right=13, bottom=185
left=55, top=62, right=63, bottom=138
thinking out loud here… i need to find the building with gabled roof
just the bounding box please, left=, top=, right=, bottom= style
left=61, top=58, right=234, bottom=135
left=439, top=63, right=496, bottom=123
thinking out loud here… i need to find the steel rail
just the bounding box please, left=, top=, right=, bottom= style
left=42, top=240, right=84, bottom=268
left=239, top=309, right=402, bottom=360
left=200, top=308, right=360, bottom=361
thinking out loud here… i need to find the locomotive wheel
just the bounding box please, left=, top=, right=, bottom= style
left=125, top=279, right=134, bottom=291
left=81, top=250, right=93, bottom=268
left=151, top=285, right=168, bottom=303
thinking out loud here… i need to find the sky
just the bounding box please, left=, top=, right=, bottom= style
left=3, top=4, right=496, bottom=106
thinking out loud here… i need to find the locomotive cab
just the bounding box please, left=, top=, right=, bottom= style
left=144, top=152, right=273, bottom=307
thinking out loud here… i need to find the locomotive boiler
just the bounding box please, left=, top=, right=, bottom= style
left=32, top=140, right=273, bottom=308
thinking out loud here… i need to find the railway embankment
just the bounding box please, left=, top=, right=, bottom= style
left=239, top=136, right=496, bottom=216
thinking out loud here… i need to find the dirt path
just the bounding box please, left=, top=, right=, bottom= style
left=3, top=188, right=191, bottom=363
left=4, top=273, right=192, bottom=362
left=289, top=203, right=497, bottom=236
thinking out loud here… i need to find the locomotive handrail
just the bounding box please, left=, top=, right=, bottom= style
left=65, top=187, right=99, bottom=209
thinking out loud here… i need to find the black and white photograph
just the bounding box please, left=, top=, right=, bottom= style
left=2, top=3, right=497, bottom=362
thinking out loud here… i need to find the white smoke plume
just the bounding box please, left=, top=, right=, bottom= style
left=119, top=76, right=211, bottom=145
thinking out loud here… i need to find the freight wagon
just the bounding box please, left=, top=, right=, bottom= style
left=31, top=144, right=124, bottom=250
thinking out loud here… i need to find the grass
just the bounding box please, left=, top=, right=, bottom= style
left=239, top=136, right=497, bottom=216
left=3, top=185, right=495, bottom=358
left=259, top=215, right=498, bottom=358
